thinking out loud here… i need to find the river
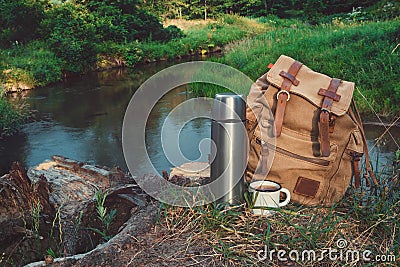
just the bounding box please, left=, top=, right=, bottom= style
left=0, top=61, right=399, bottom=176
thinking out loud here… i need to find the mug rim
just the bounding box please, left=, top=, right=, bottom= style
left=249, top=180, right=282, bottom=192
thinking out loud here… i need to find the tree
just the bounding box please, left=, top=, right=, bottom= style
left=0, top=0, right=50, bottom=47
left=41, top=3, right=97, bottom=73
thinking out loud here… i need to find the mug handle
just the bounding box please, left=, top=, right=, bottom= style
left=278, top=188, right=291, bottom=207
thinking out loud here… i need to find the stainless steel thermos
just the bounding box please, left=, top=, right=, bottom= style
left=210, top=93, right=247, bottom=205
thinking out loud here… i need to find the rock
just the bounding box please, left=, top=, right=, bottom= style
left=170, top=162, right=210, bottom=180
left=168, top=162, right=211, bottom=186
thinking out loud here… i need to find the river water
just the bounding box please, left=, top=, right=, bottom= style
left=1, top=61, right=399, bottom=176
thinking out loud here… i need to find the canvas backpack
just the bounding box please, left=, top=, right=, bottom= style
left=245, top=55, right=377, bottom=206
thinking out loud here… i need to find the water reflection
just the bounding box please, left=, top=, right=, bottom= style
left=364, top=124, right=400, bottom=170
left=0, top=62, right=214, bottom=175
left=0, top=65, right=399, bottom=176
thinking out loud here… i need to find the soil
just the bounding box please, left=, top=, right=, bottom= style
left=25, top=202, right=226, bottom=267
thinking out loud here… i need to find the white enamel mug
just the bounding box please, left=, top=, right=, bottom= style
left=249, top=180, right=291, bottom=216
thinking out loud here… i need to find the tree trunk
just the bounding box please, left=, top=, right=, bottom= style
left=0, top=156, right=149, bottom=265
left=204, top=0, right=207, bottom=20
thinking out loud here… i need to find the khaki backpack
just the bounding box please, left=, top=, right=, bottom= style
left=245, top=55, right=377, bottom=206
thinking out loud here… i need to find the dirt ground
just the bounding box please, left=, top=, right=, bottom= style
left=27, top=201, right=228, bottom=267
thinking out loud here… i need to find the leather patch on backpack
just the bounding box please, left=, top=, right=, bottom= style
left=294, top=177, right=320, bottom=198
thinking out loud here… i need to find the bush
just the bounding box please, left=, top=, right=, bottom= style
left=0, top=0, right=48, bottom=47
left=0, top=40, right=63, bottom=91
left=41, top=3, right=98, bottom=73
left=164, top=25, right=185, bottom=40
left=8, top=42, right=62, bottom=86
left=80, top=0, right=182, bottom=43
left=0, top=97, right=26, bottom=136
left=128, top=10, right=172, bottom=42
left=97, top=41, right=144, bottom=67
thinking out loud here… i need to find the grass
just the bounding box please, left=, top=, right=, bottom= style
left=156, top=149, right=399, bottom=266
left=1, top=15, right=399, bottom=116
left=195, top=18, right=400, bottom=116
left=0, top=96, right=27, bottom=137
left=89, top=190, right=117, bottom=242
left=0, top=14, right=268, bottom=135
left=99, top=15, right=271, bottom=66
left=0, top=14, right=268, bottom=91
left=0, top=41, right=62, bottom=90
left=0, top=42, right=60, bottom=135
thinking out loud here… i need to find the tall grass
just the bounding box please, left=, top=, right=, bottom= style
left=120, top=15, right=271, bottom=64
left=1, top=15, right=268, bottom=92
left=196, top=19, right=400, bottom=116
left=0, top=96, right=26, bottom=136
left=156, top=149, right=399, bottom=266
left=0, top=41, right=62, bottom=91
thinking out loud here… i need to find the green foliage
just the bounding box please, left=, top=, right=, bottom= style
left=97, top=15, right=266, bottom=65
left=41, top=3, right=98, bottom=73
left=143, top=0, right=399, bottom=23
left=243, top=189, right=258, bottom=209
left=164, top=25, right=186, bottom=40
left=96, top=41, right=144, bottom=67
left=46, top=248, right=56, bottom=258
left=77, top=0, right=183, bottom=43
left=129, top=10, right=167, bottom=41
left=159, top=148, right=399, bottom=265
left=0, top=97, right=26, bottom=137
left=0, top=0, right=49, bottom=47
left=1, top=41, right=62, bottom=87
left=89, top=190, right=117, bottom=242
left=205, top=19, right=400, bottom=115
left=86, top=3, right=129, bottom=42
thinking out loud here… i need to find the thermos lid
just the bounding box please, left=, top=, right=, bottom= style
left=213, top=93, right=246, bottom=121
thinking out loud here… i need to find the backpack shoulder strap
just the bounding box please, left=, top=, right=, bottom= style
left=349, top=99, right=378, bottom=187
left=274, top=61, right=303, bottom=137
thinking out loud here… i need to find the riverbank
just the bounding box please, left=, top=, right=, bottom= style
left=193, top=18, right=400, bottom=117
left=0, top=15, right=268, bottom=93
left=1, top=17, right=399, bottom=137
left=0, top=15, right=268, bottom=136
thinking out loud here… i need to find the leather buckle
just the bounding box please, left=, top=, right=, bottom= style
left=320, top=108, right=331, bottom=114
left=276, top=90, right=290, bottom=101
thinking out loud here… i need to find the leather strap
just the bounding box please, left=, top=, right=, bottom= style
left=274, top=61, right=303, bottom=137
left=319, top=78, right=341, bottom=157
left=350, top=151, right=362, bottom=188
left=353, top=161, right=361, bottom=188
left=260, top=143, right=269, bottom=174
left=349, top=99, right=378, bottom=187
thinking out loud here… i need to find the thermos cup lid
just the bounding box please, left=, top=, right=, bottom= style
left=213, top=93, right=246, bottom=122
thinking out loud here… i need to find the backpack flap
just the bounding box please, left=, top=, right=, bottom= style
left=267, top=55, right=354, bottom=117
left=266, top=55, right=355, bottom=157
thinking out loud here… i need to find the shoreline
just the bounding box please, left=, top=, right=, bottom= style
left=2, top=47, right=224, bottom=94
